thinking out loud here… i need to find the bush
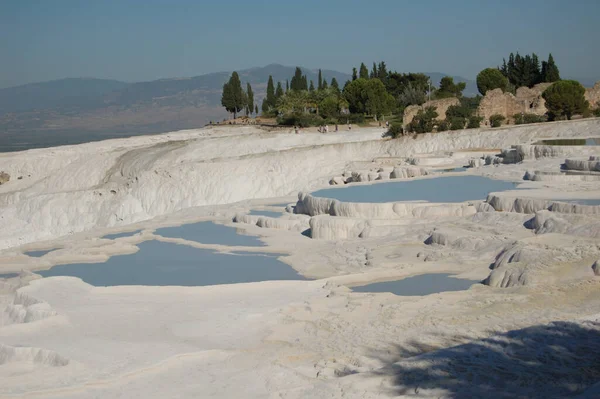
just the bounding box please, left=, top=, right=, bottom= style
left=476, top=68, right=509, bottom=95
left=467, top=115, right=483, bottom=128
left=513, top=113, right=546, bottom=125
left=489, top=114, right=505, bottom=128
left=277, top=113, right=324, bottom=127
left=542, top=80, right=589, bottom=120
left=406, top=106, right=438, bottom=134
left=594, top=108, right=600, bottom=117
left=446, top=104, right=472, bottom=119
left=435, top=120, right=448, bottom=132
left=385, top=124, right=404, bottom=138
left=449, top=117, right=466, bottom=130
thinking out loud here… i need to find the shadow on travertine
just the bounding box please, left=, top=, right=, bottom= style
left=367, top=321, right=600, bottom=398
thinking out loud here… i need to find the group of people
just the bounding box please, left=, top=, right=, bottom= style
left=292, top=120, right=388, bottom=134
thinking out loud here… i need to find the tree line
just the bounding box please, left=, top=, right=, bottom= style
left=222, top=53, right=596, bottom=130
left=221, top=62, right=471, bottom=127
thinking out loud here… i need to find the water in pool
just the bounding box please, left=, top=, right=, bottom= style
left=102, top=230, right=143, bottom=240
left=312, top=176, right=519, bottom=203
left=25, top=249, right=57, bottom=257
left=535, top=138, right=599, bottom=146
left=249, top=210, right=282, bottom=218
left=155, top=221, right=263, bottom=247
left=38, top=240, right=305, bottom=286
left=352, top=273, right=478, bottom=296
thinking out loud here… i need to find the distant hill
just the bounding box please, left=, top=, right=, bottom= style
left=0, top=78, right=129, bottom=113
left=0, top=65, right=522, bottom=152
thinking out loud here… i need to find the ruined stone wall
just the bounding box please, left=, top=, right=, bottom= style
left=402, top=97, right=460, bottom=128
left=585, top=82, right=600, bottom=109
left=515, top=83, right=553, bottom=116
left=477, top=89, right=524, bottom=125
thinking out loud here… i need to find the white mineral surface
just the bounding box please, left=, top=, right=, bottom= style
left=1, top=119, right=600, bottom=398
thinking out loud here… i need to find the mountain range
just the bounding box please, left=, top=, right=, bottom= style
left=0, top=64, right=492, bottom=151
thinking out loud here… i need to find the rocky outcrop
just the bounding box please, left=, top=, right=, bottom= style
left=564, top=157, right=600, bottom=172
left=402, top=98, right=460, bottom=128
left=477, top=83, right=552, bottom=126
left=0, top=171, right=9, bottom=185
left=585, top=82, right=600, bottom=109
left=295, top=192, right=477, bottom=221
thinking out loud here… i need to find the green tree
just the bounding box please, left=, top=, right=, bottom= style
left=318, top=69, right=323, bottom=90
left=352, top=68, right=358, bottom=81
left=359, top=63, right=369, bottom=80
left=476, top=68, right=509, bottom=95
left=286, top=80, right=289, bottom=93
left=398, top=82, right=426, bottom=108
left=343, top=78, right=368, bottom=114
left=301, top=75, right=308, bottom=91
left=321, top=79, right=328, bottom=90
left=370, top=62, right=378, bottom=79
left=246, top=83, right=254, bottom=115
left=265, top=75, right=276, bottom=109
left=275, top=82, right=284, bottom=99
left=309, top=80, right=315, bottom=92
left=407, top=106, right=438, bottom=133
left=319, top=95, right=342, bottom=118
left=255, top=104, right=258, bottom=115
left=544, top=53, right=560, bottom=83
left=330, top=77, right=340, bottom=92
left=542, top=80, right=588, bottom=120
left=290, top=67, right=304, bottom=91
left=436, top=76, right=466, bottom=99
left=364, top=79, right=395, bottom=119
left=221, top=71, right=245, bottom=118
left=377, top=61, right=388, bottom=81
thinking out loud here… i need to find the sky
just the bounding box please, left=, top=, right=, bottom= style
left=1, top=0, right=599, bottom=88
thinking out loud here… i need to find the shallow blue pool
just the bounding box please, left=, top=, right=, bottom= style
left=25, top=249, right=57, bottom=257
left=155, top=221, right=263, bottom=247
left=38, top=240, right=305, bottom=286
left=102, top=230, right=143, bottom=240
left=312, top=176, right=519, bottom=203
left=352, top=273, right=479, bottom=296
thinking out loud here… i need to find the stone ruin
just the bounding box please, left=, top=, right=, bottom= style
left=477, top=81, right=600, bottom=126
left=402, top=97, right=460, bottom=129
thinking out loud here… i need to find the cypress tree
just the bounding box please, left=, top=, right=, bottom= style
left=359, top=63, right=369, bottom=79
left=330, top=77, right=339, bottom=91
left=318, top=69, right=323, bottom=90
left=255, top=104, right=258, bottom=115
left=290, top=67, right=303, bottom=91
left=286, top=80, right=289, bottom=93
left=221, top=71, right=245, bottom=118
left=275, top=82, right=284, bottom=99
left=309, top=80, right=315, bottom=92
left=246, top=83, right=254, bottom=115
left=322, top=79, right=328, bottom=90
left=301, top=75, right=308, bottom=91
left=371, top=62, right=377, bottom=79
left=544, top=53, right=560, bottom=82
left=352, top=68, right=358, bottom=81
left=266, top=75, right=276, bottom=109
left=377, top=61, right=387, bottom=80
left=531, top=53, right=541, bottom=85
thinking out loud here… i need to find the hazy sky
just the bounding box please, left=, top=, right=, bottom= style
left=1, top=0, right=598, bottom=88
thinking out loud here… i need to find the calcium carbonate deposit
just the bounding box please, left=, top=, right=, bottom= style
left=1, top=119, right=600, bottom=398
